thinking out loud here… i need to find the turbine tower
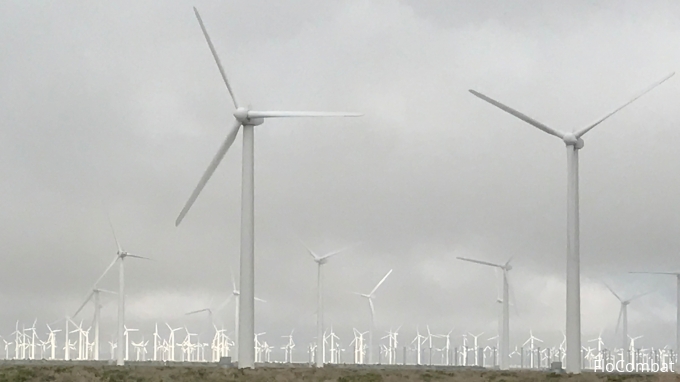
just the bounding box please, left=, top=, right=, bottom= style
left=356, top=269, right=392, bottom=365
left=72, top=287, right=116, bottom=361
left=604, top=283, right=653, bottom=355
left=174, top=8, right=362, bottom=369
left=468, top=72, right=674, bottom=373
left=629, top=270, right=680, bottom=372
left=457, top=256, right=513, bottom=370
left=299, top=240, right=356, bottom=368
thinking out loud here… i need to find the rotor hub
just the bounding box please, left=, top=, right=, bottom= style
left=563, top=133, right=584, bottom=149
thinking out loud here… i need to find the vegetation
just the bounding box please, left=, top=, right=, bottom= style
left=0, top=365, right=676, bottom=382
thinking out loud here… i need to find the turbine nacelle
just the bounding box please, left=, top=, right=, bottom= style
left=233, top=107, right=264, bottom=126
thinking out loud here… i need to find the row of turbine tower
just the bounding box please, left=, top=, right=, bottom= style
left=4, top=318, right=676, bottom=373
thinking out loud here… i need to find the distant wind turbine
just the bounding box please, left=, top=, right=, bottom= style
left=469, top=72, right=674, bottom=373
left=629, top=270, right=680, bottom=371
left=97, top=215, right=151, bottom=366
left=356, top=269, right=392, bottom=365
left=174, top=7, right=362, bottom=369
left=299, top=239, right=356, bottom=368
left=604, top=282, right=653, bottom=353
left=457, top=256, right=514, bottom=370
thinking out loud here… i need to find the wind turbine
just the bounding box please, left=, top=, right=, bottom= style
left=604, top=282, right=653, bottom=353
left=299, top=239, right=356, bottom=367
left=72, top=286, right=116, bottom=361
left=174, top=7, right=361, bottom=369
left=457, top=255, right=514, bottom=370
left=629, top=270, right=680, bottom=372
left=469, top=72, right=674, bottom=373
left=355, top=269, right=392, bottom=364
left=97, top=216, right=151, bottom=366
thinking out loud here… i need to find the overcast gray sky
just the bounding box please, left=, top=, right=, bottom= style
left=1, top=0, right=680, bottom=354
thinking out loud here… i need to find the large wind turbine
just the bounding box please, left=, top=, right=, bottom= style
left=469, top=72, right=674, bottom=373
left=629, top=270, right=680, bottom=370
left=356, top=269, right=392, bottom=365
left=457, top=256, right=513, bottom=370
left=98, top=217, right=151, bottom=366
left=174, top=8, right=362, bottom=369
left=300, top=240, right=356, bottom=367
left=604, top=282, right=653, bottom=357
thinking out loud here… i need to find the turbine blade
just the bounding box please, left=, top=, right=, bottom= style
left=255, top=297, right=267, bottom=303
left=72, top=290, right=95, bottom=319
left=575, top=72, right=675, bottom=138
left=127, top=254, right=153, bottom=261
left=106, top=213, right=122, bottom=253
left=368, top=298, right=375, bottom=319
left=215, top=294, right=233, bottom=312
left=370, top=269, right=393, bottom=296
left=193, top=7, right=239, bottom=109
left=504, top=256, right=514, bottom=269
left=175, top=119, right=242, bottom=226
left=92, top=255, right=119, bottom=289
left=629, top=289, right=655, bottom=302
left=615, top=306, right=623, bottom=334
left=97, top=289, right=117, bottom=295
left=629, top=271, right=680, bottom=275
left=297, top=237, right=320, bottom=260
left=603, top=282, right=623, bottom=302
left=457, top=256, right=503, bottom=269
left=230, top=266, right=237, bottom=291
left=247, top=111, right=362, bottom=119
left=468, top=90, right=565, bottom=139
left=318, top=243, right=359, bottom=261
left=186, top=308, right=209, bottom=316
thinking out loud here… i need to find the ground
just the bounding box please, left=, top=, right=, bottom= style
left=0, top=365, right=679, bottom=382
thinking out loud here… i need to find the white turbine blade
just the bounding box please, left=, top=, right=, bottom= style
left=469, top=90, right=565, bottom=139
left=457, top=256, right=503, bottom=269
left=247, top=111, right=362, bottom=119
left=97, top=289, right=117, bottom=295
left=368, top=298, right=375, bottom=318
left=370, top=269, right=393, bottom=296
left=504, top=256, right=514, bottom=269
left=72, top=290, right=95, bottom=318
left=192, top=7, right=239, bottom=109
left=603, top=282, right=622, bottom=302
left=92, top=255, right=119, bottom=289
left=186, top=308, right=209, bottom=316
left=106, top=213, right=122, bottom=253
left=229, top=266, right=237, bottom=292
left=176, top=119, right=242, bottom=226
left=255, top=297, right=267, bottom=303
left=318, top=243, right=359, bottom=261
left=507, top=271, right=520, bottom=317
left=297, top=238, right=320, bottom=260
left=127, top=254, right=153, bottom=261
left=614, top=305, right=623, bottom=334
left=630, top=271, right=680, bottom=275
left=215, top=295, right=234, bottom=312
left=575, top=72, right=675, bottom=138
left=628, top=289, right=655, bottom=302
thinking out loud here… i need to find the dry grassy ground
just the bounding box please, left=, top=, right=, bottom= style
left=0, top=365, right=679, bottom=382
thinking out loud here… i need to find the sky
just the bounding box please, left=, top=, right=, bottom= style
left=1, top=0, right=680, bottom=359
